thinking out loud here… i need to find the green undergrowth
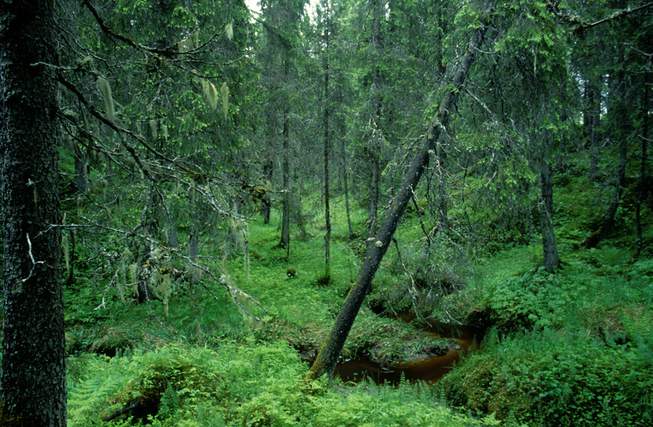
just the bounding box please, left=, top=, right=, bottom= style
left=68, top=342, right=497, bottom=426
left=62, top=171, right=653, bottom=426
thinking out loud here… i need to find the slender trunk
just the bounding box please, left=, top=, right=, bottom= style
left=188, top=189, right=201, bottom=282
left=585, top=79, right=601, bottom=181
left=635, top=72, right=650, bottom=257
left=367, top=0, right=383, bottom=235
left=323, top=15, right=332, bottom=280
left=0, top=1, right=67, bottom=424
left=341, top=134, right=354, bottom=239
left=167, top=215, right=178, bottom=248
left=539, top=149, right=560, bottom=272
left=137, top=183, right=160, bottom=302
left=279, top=58, right=291, bottom=258
left=435, top=138, right=449, bottom=232
left=585, top=48, right=628, bottom=248
left=294, top=164, right=308, bottom=240
left=307, top=22, right=488, bottom=380
left=262, top=160, right=273, bottom=224
left=74, top=141, right=89, bottom=193
left=368, top=155, right=380, bottom=234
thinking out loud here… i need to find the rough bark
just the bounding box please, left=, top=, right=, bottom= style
left=307, top=22, right=489, bottom=380
left=0, top=1, right=67, bottom=425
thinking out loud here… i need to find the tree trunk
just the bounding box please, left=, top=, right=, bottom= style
left=307, top=22, right=488, bottom=380
left=74, top=141, right=89, bottom=193
left=585, top=79, right=601, bottom=181
left=137, top=183, right=160, bottom=302
left=340, top=132, right=354, bottom=240
left=435, top=138, right=449, bottom=232
left=635, top=71, right=650, bottom=257
left=584, top=47, right=628, bottom=248
left=279, top=56, right=291, bottom=258
left=367, top=0, right=383, bottom=236
left=323, top=13, right=332, bottom=281
left=539, top=152, right=560, bottom=272
left=262, top=160, right=273, bottom=224
left=0, top=1, right=67, bottom=424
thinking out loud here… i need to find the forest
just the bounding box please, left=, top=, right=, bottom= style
left=0, top=0, right=652, bottom=425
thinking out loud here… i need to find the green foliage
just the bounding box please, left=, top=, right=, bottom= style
left=441, top=330, right=653, bottom=426
left=68, top=342, right=490, bottom=426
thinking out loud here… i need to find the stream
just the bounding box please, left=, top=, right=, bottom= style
left=333, top=319, right=482, bottom=384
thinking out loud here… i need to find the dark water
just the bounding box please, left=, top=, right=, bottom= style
left=334, top=322, right=480, bottom=384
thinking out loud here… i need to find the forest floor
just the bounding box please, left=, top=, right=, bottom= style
left=64, top=173, right=652, bottom=426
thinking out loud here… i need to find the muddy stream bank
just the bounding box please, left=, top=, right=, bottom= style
left=303, top=312, right=485, bottom=385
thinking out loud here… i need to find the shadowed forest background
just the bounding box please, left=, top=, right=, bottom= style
left=0, top=0, right=652, bottom=426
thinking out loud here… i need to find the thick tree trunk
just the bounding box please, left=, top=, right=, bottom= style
left=0, top=1, right=67, bottom=425
left=539, top=154, right=560, bottom=272
left=307, top=22, right=488, bottom=380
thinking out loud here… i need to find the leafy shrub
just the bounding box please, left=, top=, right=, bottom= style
left=441, top=330, right=653, bottom=426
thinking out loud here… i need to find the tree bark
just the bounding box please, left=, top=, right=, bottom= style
left=0, top=1, right=67, bottom=425
left=307, top=22, right=489, bottom=380
left=262, top=160, right=273, bottom=224
left=323, top=10, right=332, bottom=280
left=340, top=131, right=354, bottom=240
left=539, top=151, right=560, bottom=272
left=584, top=43, right=628, bottom=248
left=367, top=0, right=383, bottom=236
left=279, top=57, right=291, bottom=258
left=635, top=71, right=650, bottom=257
left=435, top=137, right=449, bottom=232
left=584, top=78, right=601, bottom=181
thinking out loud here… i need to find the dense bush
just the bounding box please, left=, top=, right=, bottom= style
left=441, top=330, right=653, bottom=426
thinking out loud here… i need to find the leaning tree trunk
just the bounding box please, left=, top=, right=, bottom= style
left=307, top=21, right=489, bottom=380
left=0, top=1, right=67, bottom=425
